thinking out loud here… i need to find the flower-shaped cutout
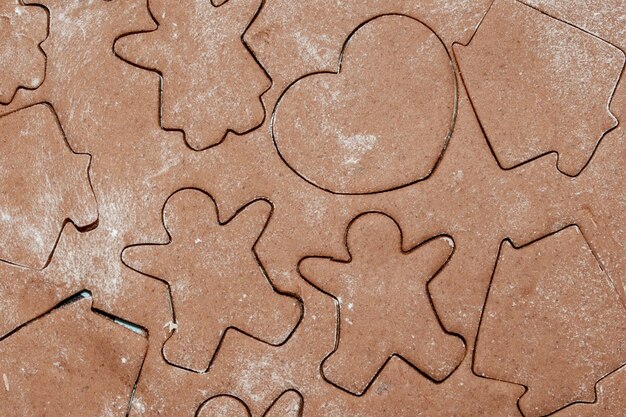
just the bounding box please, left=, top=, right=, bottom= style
left=272, top=14, right=456, bottom=194
left=197, top=396, right=248, bottom=417
left=115, top=0, right=271, bottom=150
left=0, top=0, right=47, bottom=104
left=197, top=391, right=301, bottom=417
left=300, top=212, right=465, bottom=394
left=455, top=0, right=625, bottom=175
left=475, top=226, right=626, bottom=417
left=123, top=189, right=301, bottom=372
left=0, top=104, right=97, bottom=269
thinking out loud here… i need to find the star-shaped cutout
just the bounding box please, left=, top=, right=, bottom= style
left=300, top=212, right=465, bottom=393
left=123, top=189, right=301, bottom=372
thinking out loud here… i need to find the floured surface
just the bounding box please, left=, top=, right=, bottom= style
left=455, top=0, right=624, bottom=175
left=300, top=213, right=464, bottom=393
left=0, top=0, right=624, bottom=416
left=272, top=14, right=455, bottom=193
left=475, top=226, right=626, bottom=417
left=0, top=103, right=97, bottom=268
left=0, top=296, right=146, bottom=417
left=115, top=0, right=270, bottom=150
left=123, top=189, right=301, bottom=373
left=0, top=0, right=46, bottom=104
